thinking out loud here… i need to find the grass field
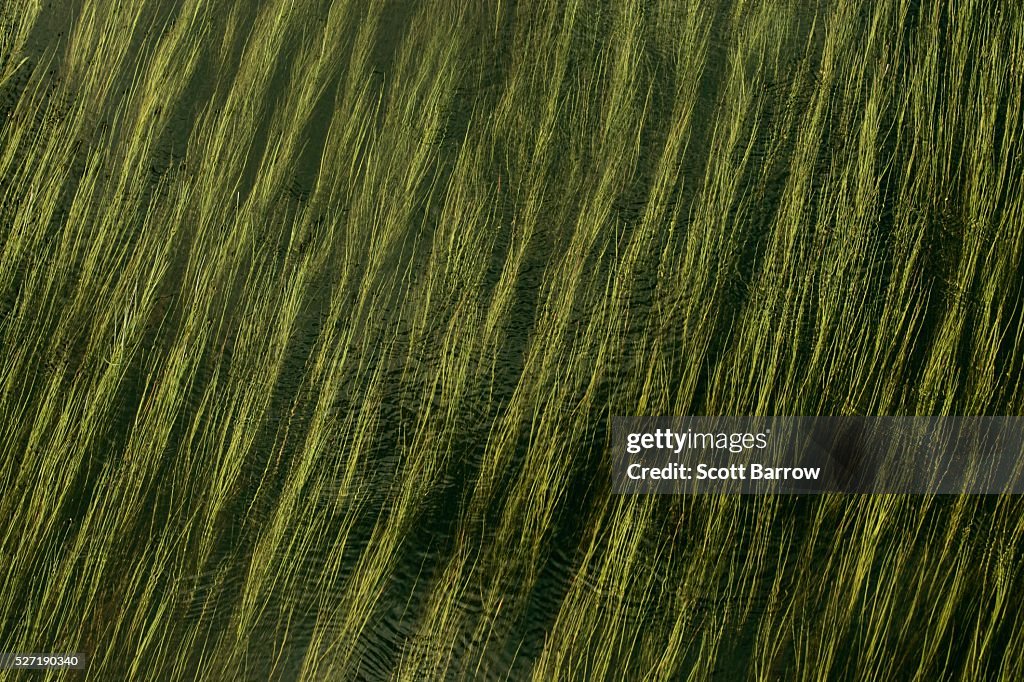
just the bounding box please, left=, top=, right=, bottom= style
left=2, top=0, right=1024, bottom=679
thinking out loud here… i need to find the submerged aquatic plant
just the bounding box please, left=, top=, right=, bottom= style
left=2, top=0, right=1024, bottom=679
